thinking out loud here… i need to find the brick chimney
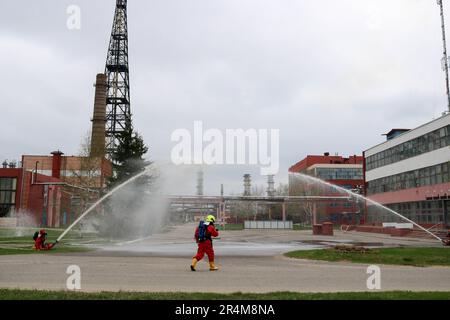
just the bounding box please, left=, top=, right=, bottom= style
left=90, top=73, right=107, bottom=157
left=51, top=151, right=64, bottom=179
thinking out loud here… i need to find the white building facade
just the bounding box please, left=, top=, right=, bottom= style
left=364, top=114, right=450, bottom=226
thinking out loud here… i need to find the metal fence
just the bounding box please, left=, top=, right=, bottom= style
left=244, top=220, right=293, bottom=230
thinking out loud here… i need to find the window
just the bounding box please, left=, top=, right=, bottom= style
left=0, top=178, right=17, bottom=218
left=367, top=162, right=450, bottom=195
left=366, top=125, right=450, bottom=171
left=315, top=168, right=363, bottom=181
left=377, top=200, right=444, bottom=224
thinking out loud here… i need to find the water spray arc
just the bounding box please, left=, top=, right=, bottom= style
left=291, top=173, right=445, bottom=243
left=57, top=166, right=153, bottom=242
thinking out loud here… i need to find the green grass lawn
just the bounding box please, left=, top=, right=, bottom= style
left=285, top=247, right=450, bottom=267
left=0, top=227, right=84, bottom=241
left=0, top=227, right=93, bottom=256
left=293, top=224, right=311, bottom=231
left=0, top=245, right=91, bottom=256
left=0, top=289, right=449, bottom=300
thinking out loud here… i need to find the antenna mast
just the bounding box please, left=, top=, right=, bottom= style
left=438, top=0, right=450, bottom=112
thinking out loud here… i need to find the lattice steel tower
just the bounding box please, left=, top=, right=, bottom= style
left=105, top=0, right=131, bottom=155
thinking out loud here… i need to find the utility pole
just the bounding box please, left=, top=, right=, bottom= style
left=438, top=0, right=450, bottom=112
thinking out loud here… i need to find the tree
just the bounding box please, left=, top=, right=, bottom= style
left=63, top=131, right=105, bottom=223
left=95, top=121, right=159, bottom=239
left=108, top=120, right=151, bottom=187
left=275, top=183, right=289, bottom=196
left=289, top=174, right=317, bottom=225
left=73, top=131, right=103, bottom=190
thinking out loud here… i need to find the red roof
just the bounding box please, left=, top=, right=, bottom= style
left=289, top=154, right=363, bottom=173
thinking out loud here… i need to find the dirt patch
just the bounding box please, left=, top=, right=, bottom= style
left=299, top=240, right=385, bottom=247
left=333, top=244, right=371, bottom=253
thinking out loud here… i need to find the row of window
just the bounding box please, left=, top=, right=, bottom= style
left=328, top=202, right=357, bottom=208
left=368, top=200, right=446, bottom=224
left=0, top=178, right=17, bottom=191
left=0, top=178, right=17, bottom=218
left=0, top=205, right=14, bottom=218
left=315, top=168, right=363, bottom=181
left=366, top=125, right=450, bottom=171
left=0, top=191, right=15, bottom=204
left=367, top=162, right=450, bottom=195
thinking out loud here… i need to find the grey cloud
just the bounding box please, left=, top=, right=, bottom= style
left=1, top=0, right=449, bottom=194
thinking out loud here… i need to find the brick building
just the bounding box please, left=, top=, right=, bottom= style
left=0, top=151, right=112, bottom=228
left=289, top=153, right=365, bottom=224
left=22, top=151, right=112, bottom=190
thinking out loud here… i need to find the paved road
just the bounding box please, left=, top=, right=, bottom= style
left=0, top=224, right=449, bottom=293
left=1, top=254, right=450, bottom=293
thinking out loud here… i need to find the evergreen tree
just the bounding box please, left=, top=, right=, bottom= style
left=108, top=120, right=151, bottom=187
left=98, top=121, right=157, bottom=239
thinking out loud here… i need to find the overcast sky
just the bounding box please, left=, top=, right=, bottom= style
left=1, top=0, right=449, bottom=194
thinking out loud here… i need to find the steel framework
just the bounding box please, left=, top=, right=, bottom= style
left=105, top=0, right=131, bottom=155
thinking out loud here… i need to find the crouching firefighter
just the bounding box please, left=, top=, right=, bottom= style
left=444, top=229, right=450, bottom=246
left=33, top=229, right=58, bottom=251
left=191, top=215, right=219, bottom=271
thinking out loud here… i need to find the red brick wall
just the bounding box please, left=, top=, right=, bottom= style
left=2, top=165, right=97, bottom=227
left=368, top=182, right=450, bottom=205
left=26, top=183, right=45, bottom=226
left=23, top=154, right=113, bottom=189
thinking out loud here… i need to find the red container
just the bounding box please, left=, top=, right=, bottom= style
left=322, top=222, right=334, bottom=236
left=313, top=224, right=323, bottom=235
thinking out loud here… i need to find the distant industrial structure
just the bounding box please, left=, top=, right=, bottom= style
left=243, top=174, right=251, bottom=196
left=266, top=175, right=275, bottom=197
left=196, top=170, right=204, bottom=196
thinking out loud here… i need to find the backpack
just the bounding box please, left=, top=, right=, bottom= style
left=197, top=221, right=208, bottom=242
left=33, top=231, right=39, bottom=241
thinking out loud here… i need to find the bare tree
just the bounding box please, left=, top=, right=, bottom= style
left=289, top=176, right=317, bottom=226
left=75, top=132, right=104, bottom=187
left=68, top=131, right=104, bottom=212
left=229, top=184, right=266, bottom=222
left=275, top=183, right=289, bottom=196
